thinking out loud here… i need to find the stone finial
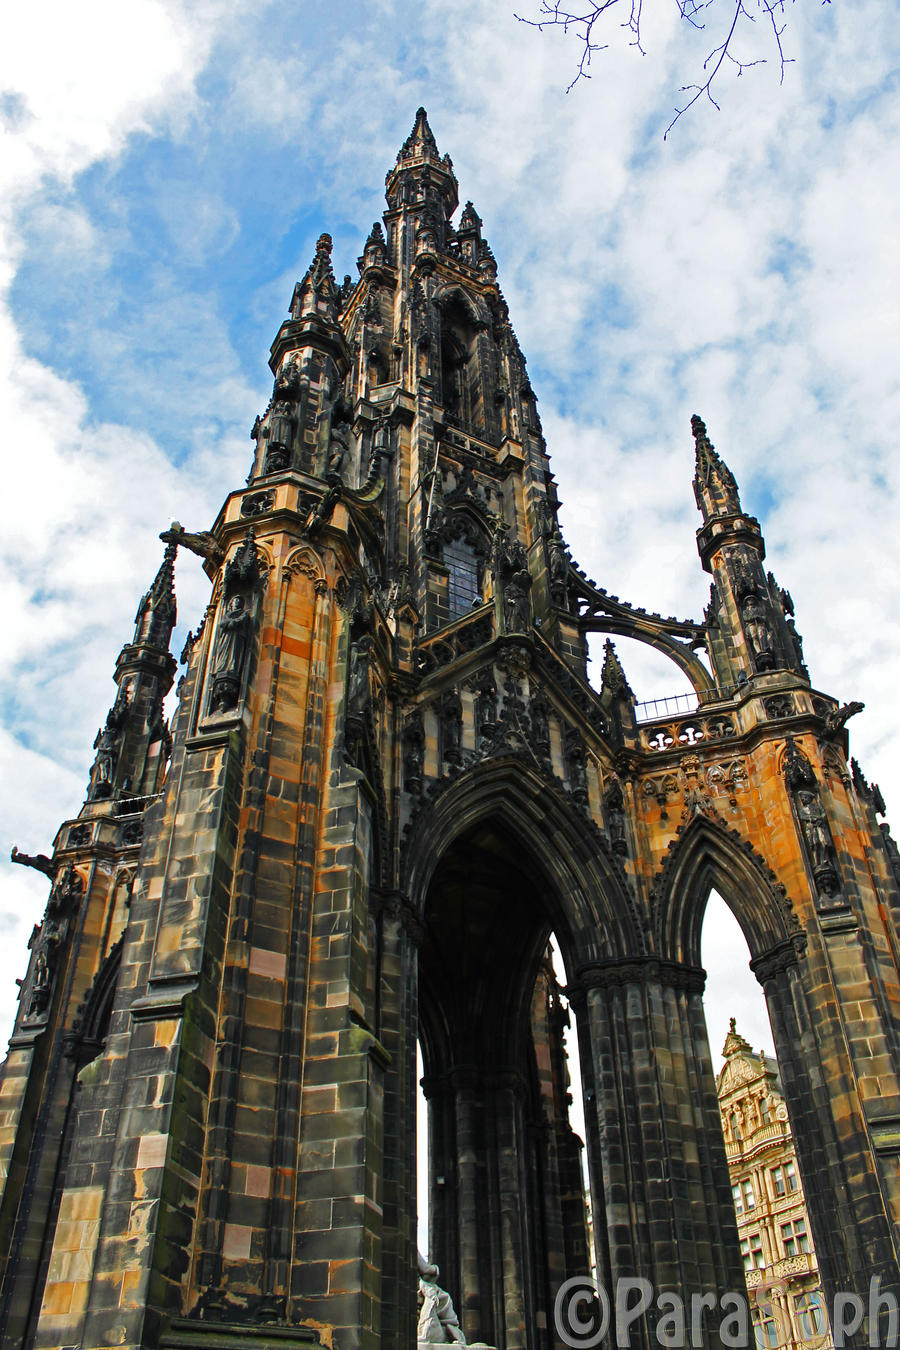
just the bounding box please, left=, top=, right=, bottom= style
left=722, top=1018, right=753, bottom=1058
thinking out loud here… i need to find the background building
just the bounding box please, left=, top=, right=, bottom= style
left=718, top=1020, right=833, bottom=1349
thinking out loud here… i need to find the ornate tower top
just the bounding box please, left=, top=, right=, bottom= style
left=385, top=106, right=459, bottom=217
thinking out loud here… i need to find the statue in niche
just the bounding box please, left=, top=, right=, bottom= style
left=474, top=678, right=497, bottom=744
left=740, top=592, right=776, bottom=670
left=565, top=731, right=589, bottom=804
left=795, top=789, right=832, bottom=872
left=326, top=395, right=353, bottom=484
left=263, top=364, right=300, bottom=472
left=210, top=594, right=251, bottom=713
left=530, top=690, right=551, bottom=761
left=347, top=636, right=371, bottom=718
left=89, top=709, right=123, bottom=799
left=503, top=572, right=531, bottom=635
left=547, top=529, right=568, bottom=599
left=440, top=693, right=462, bottom=765
left=417, top=1254, right=465, bottom=1345
left=785, top=615, right=805, bottom=669
left=28, top=946, right=53, bottom=1018
left=604, top=777, right=628, bottom=855
left=403, top=711, right=425, bottom=791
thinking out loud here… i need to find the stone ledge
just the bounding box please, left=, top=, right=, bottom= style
left=161, top=1318, right=319, bottom=1350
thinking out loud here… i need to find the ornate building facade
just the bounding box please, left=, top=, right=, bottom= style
left=718, top=1021, right=834, bottom=1349
left=1, top=109, right=900, bottom=1350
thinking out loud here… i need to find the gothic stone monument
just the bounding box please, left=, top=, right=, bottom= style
left=1, top=110, right=899, bottom=1350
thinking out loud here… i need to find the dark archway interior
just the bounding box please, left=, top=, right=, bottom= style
left=418, top=820, right=589, bottom=1350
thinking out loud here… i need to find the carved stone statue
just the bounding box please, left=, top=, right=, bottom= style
left=547, top=530, right=568, bottom=595
left=503, top=573, right=531, bottom=635
left=440, top=693, right=463, bottom=765
left=403, top=712, right=425, bottom=791
left=417, top=1254, right=465, bottom=1345
left=90, top=709, right=123, bottom=800
left=741, top=593, right=775, bottom=671
left=210, top=595, right=251, bottom=713
left=795, top=789, right=831, bottom=871
left=267, top=364, right=300, bottom=461
left=347, top=637, right=371, bottom=717
left=604, top=777, right=628, bottom=855
left=474, top=680, right=497, bottom=745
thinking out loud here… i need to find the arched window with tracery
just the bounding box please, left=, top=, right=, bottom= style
left=444, top=536, right=481, bottom=618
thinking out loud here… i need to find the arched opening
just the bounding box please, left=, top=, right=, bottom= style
left=417, top=818, right=591, bottom=1350
left=439, top=294, right=483, bottom=435
left=701, top=894, right=832, bottom=1350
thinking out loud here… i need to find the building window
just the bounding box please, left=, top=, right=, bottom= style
left=781, top=1218, right=810, bottom=1257
left=794, top=1290, right=826, bottom=1339
left=741, top=1234, right=765, bottom=1271
left=742, top=1178, right=756, bottom=1210
left=444, top=538, right=481, bottom=618
left=732, top=1182, right=743, bottom=1215
left=753, top=1301, right=781, bottom=1348
left=771, top=1162, right=798, bottom=1196
left=731, top=1110, right=742, bottom=1141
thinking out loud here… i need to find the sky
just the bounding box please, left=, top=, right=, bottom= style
left=1, top=1, right=898, bottom=1120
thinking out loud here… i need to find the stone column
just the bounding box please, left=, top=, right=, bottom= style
left=574, top=959, right=746, bottom=1350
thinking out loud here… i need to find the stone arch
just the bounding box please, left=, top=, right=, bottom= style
left=67, top=937, right=123, bottom=1070
left=407, top=758, right=624, bottom=1346
left=650, top=809, right=803, bottom=969
left=402, top=755, right=645, bottom=966
left=580, top=614, right=715, bottom=695
left=283, top=541, right=326, bottom=586
left=432, top=282, right=487, bottom=328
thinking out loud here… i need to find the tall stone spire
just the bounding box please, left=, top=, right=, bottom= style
left=86, top=543, right=178, bottom=803
left=691, top=413, right=741, bottom=521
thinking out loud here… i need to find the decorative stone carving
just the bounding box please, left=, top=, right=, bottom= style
left=740, top=592, right=776, bottom=672
left=563, top=726, right=588, bottom=806
left=25, top=865, right=83, bottom=1021
left=823, top=700, right=864, bottom=739
left=264, top=362, right=301, bottom=472
left=241, top=491, right=275, bottom=518
left=209, top=595, right=251, bottom=714
left=224, top=530, right=261, bottom=596
left=10, top=847, right=54, bottom=877
left=502, top=570, right=531, bottom=634
left=604, top=775, right=628, bottom=855
left=439, top=691, right=463, bottom=767
left=417, top=1254, right=465, bottom=1345
left=783, top=738, right=840, bottom=899
left=473, top=674, right=497, bottom=747
left=403, top=710, right=425, bottom=793
left=530, top=688, right=551, bottom=763
left=546, top=528, right=568, bottom=604
left=88, top=708, right=124, bottom=800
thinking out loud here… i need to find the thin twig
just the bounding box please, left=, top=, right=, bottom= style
left=515, top=0, right=817, bottom=135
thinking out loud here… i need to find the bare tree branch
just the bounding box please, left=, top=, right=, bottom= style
left=515, top=0, right=831, bottom=135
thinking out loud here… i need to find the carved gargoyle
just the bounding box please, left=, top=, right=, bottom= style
left=160, top=522, right=224, bottom=568
left=824, top=701, right=865, bottom=739
left=10, top=846, right=54, bottom=877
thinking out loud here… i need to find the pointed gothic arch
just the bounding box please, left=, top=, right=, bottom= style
left=650, top=810, right=803, bottom=968
left=402, top=755, right=646, bottom=964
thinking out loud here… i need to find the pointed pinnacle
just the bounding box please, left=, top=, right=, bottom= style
left=404, top=107, right=438, bottom=154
